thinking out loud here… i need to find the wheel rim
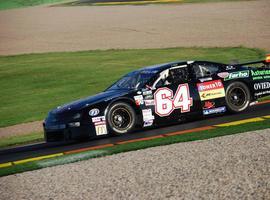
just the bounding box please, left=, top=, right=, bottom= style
left=111, top=107, right=132, bottom=131
left=228, top=87, right=247, bottom=107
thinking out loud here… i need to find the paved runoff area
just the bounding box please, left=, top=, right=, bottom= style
left=1, top=129, right=269, bottom=199
left=0, top=0, right=269, bottom=55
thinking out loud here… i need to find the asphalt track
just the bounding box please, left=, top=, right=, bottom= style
left=0, top=102, right=269, bottom=164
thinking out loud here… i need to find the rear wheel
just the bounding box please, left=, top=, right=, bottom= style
left=107, top=102, right=136, bottom=135
left=225, top=82, right=250, bottom=113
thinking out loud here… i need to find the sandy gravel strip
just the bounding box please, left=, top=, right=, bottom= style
left=0, top=0, right=269, bottom=55
left=0, top=129, right=269, bottom=199
left=0, top=121, right=43, bottom=139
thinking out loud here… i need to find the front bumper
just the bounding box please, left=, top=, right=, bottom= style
left=43, top=122, right=92, bottom=142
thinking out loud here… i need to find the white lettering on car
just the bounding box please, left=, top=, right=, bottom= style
left=254, top=82, right=270, bottom=90
left=154, top=84, right=193, bottom=117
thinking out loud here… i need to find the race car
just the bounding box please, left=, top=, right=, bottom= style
left=43, top=55, right=270, bottom=142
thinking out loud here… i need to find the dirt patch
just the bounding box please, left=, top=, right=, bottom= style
left=0, top=121, right=43, bottom=139
left=0, top=0, right=269, bottom=56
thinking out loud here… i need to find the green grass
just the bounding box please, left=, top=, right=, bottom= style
left=0, top=132, right=43, bottom=149
left=0, top=47, right=266, bottom=128
left=0, top=118, right=269, bottom=177
left=259, top=96, right=270, bottom=102
left=0, top=0, right=68, bottom=10
left=63, top=0, right=249, bottom=7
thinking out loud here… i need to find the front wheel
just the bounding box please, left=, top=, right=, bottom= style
left=225, top=82, right=250, bottom=113
left=106, top=102, right=136, bottom=135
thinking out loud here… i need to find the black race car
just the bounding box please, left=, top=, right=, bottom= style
left=44, top=56, right=270, bottom=142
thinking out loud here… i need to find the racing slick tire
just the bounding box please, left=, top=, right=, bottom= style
left=225, top=81, right=250, bottom=113
left=107, top=102, right=136, bottom=135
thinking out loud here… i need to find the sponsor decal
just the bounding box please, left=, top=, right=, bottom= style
left=203, top=106, right=226, bottom=115
left=142, top=109, right=154, bottom=127
left=143, top=120, right=153, bottom=127
left=197, top=80, right=225, bottom=101
left=134, top=95, right=144, bottom=106
left=142, top=109, right=155, bottom=121
left=92, top=116, right=107, bottom=136
left=92, top=116, right=105, bottom=123
left=255, top=90, right=270, bottom=96
left=226, top=66, right=236, bottom=71
left=217, top=72, right=229, bottom=79
left=143, top=90, right=152, bottom=96
left=95, top=123, right=107, bottom=136
left=89, top=108, right=100, bottom=116
left=154, top=84, right=193, bottom=117
left=251, top=69, right=270, bottom=80
left=254, top=82, right=270, bottom=90
left=197, top=80, right=223, bottom=92
left=203, top=101, right=215, bottom=109
left=144, top=99, right=155, bottom=106
left=144, top=94, right=153, bottom=100
left=199, top=77, right=212, bottom=82
left=200, top=91, right=224, bottom=100
left=224, top=70, right=249, bottom=81
left=266, top=55, right=270, bottom=63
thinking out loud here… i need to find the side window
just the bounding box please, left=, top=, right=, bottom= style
left=154, top=67, right=189, bottom=88
left=193, top=63, right=219, bottom=79
left=166, top=67, right=189, bottom=84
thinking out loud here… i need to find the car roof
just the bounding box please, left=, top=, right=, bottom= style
left=138, top=60, right=227, bottom=75
left=140, top=61, right=188, bottom=72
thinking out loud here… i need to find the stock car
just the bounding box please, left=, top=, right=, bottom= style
left=43, top=55, right=270, bottom=142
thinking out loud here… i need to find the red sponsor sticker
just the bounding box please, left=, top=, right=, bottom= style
left=197, top=80, right=224, bottom=92
left=203, top=101, right=215, bottom=109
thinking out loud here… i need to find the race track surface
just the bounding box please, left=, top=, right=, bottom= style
left=0, top=0, right=269, bottom=55
left=0, top=102, right=269, bottom=164
left=1, top=129, right=269, bottom=199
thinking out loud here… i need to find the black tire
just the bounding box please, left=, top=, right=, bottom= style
left=107, top=102, right=136, bottom=135
left=225, top=81, right=250, bottom=113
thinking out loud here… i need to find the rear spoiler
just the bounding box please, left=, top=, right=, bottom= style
left=232, top=54, right=270, bottom=67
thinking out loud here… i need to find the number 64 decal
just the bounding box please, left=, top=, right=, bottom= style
left=154, top=84, right=193, bottom=117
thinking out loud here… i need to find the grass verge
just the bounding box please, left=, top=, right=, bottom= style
left=0, top=118, right=269, bottom=177
left=0, top=132, right=43, bottom=149
left=0, top=47, right=266, bottom=128
left=62, top=0, right=249, bottom=7
left=259, top=96, right=270, bottom=102
left=0, top=0, right=70, bottom=10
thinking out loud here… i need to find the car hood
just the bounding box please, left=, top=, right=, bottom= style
left=51, top=89, right=130, bottom=114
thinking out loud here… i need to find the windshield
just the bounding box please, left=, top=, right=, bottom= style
left=107, top=70, right=158, bottom=90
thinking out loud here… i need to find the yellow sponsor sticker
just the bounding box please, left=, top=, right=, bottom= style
left=199, top=88, right=225, bottom=101
left=197, top=80, right=225, bottom=101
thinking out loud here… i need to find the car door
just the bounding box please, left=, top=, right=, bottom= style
left=190, top=61, right=227, bottom=116
left=140, top=64, right=201, bottom=126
